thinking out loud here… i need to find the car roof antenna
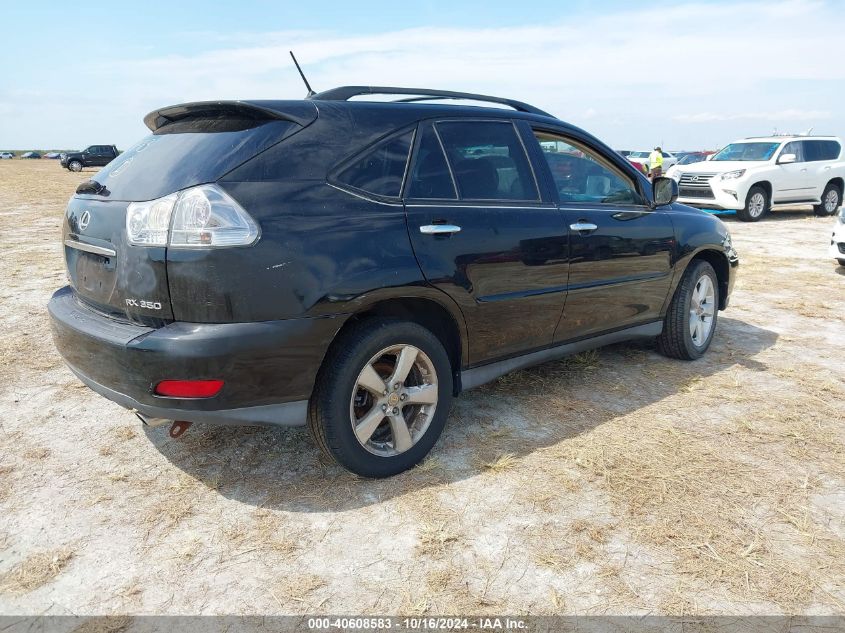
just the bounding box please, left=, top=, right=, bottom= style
left=289, top=51, right=317, bottom=97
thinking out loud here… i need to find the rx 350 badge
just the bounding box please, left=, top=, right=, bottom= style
left=126, top=298, right=162, bottom=310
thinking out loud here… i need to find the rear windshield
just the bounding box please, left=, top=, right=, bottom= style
left=90, top=118, right=296, bottom=201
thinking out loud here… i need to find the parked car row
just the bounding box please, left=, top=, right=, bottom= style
left=0, top=146, right=119, bottom=170
left=0, top=151, right=44, bottom=159
left=619, top=150, right=715, bottom=177
left=1, top=151, right=82, bottom=160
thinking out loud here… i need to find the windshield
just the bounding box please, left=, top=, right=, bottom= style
left=629, top=151, right=650, bottom=158
left=678, top=154, right=705, bottom=165
left=712, top=142, right=780, bottom=162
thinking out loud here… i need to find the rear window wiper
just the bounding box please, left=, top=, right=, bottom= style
left=76, top=180, right=107, bottom=195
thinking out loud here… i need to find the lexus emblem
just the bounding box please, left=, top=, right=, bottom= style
left=691, top=176, right=700, bottom=182
left=79, top=211, right=91, bottom=231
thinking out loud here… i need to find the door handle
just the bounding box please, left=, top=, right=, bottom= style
left=420, top=224, right=461, bottom=235
left=570, top=222, right=598, bottom=232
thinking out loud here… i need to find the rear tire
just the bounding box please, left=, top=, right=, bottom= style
left=815, top=183, right=841, bottom=216
left=737, top=185, right=768, bottom=222
left=68, top=160, right=82, bottom=172
left=308, top=318, right=453, bottom=478
left=837, top=259, right=845, bottom=267
left=657, top=260, right=719, bottom=360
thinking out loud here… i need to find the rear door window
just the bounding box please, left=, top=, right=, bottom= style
left=804, top=140, right=842, bottom=161
left=335, top=130, right=414, bottom=198
left=406, top=126, right=457, bottom=200
left=804, top=141, right=822, bottom=162
left=435, top=121, right=539, bottom=201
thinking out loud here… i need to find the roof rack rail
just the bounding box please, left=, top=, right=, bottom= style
left=309, top=86, right=554, bottom=118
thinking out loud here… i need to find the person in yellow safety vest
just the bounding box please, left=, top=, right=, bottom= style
left=649, top=146, right=664, bottom=179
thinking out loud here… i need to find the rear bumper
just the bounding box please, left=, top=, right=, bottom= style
left=48, top=286, right=344, bottom=426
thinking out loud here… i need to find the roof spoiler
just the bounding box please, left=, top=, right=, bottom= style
left=309, top=86, right=554, bottom=118
left=143, top=101, right=318, bottom=132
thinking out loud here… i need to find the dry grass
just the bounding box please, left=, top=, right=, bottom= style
left=71, top=616, right=132, bottom=633
left=476, top=452, right=518, bottom=473
left=22, top=447, right=50, bottom=460
left=268, top=573, right=327, bottom=609
left=559, top=401, right=845, bottom=611
left=111, top=427, right=137, bottom=442
left=0, top=547, right=74, bottom=594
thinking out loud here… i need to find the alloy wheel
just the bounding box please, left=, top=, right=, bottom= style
left=824, top=189, right=839, bottom=214
left=349, top=344, right=438, bottom=457
left=689, top=275, right=715, bottom=347
left=748, top=192, right=765, bottom=218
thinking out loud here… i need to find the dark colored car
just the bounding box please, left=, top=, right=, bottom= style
left=60, top=145, right=119, bottom=171
left=48, top=86, right=738, bottom=477
left=21, top=151, right=42, bottom=159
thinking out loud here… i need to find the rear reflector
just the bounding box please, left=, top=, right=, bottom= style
left=154, top=379, right=224, bottom=398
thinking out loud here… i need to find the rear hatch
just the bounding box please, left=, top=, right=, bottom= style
left=62, top=101, right=316, bottom=324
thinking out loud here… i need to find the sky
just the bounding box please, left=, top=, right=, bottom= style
left=1, top=0, right=844, bottom=151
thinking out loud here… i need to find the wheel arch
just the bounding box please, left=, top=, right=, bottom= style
left=687, top=248, right=731, bottom=311
left=324, top=293, right=468, bottom=395
left=749, top=180, right=772, bottom=201
left=826, top=177, right=844, bottom=195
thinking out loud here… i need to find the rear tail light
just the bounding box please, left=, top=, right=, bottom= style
left=154, top=379, right=224, bottom=398
left=126, top=184, right=259, bottom=248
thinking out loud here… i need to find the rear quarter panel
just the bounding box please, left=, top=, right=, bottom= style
left=165, top=180, right=428, bottom=323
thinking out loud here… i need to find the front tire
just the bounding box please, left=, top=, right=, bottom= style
left=68, top=160, right=82, bottom=172
left=657, top=260, right=719, bottom=360
left=308, top=318, right=453, bottom=478
left=815, top=183, right=841, bottom=216
left=737, top=185, right=768, bottom=222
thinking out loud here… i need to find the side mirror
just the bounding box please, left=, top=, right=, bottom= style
left=778, top=153, right=797, bottom=165
left=652, top=177, right=678, bottom=207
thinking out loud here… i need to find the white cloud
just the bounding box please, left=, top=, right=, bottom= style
left=2, top=0, right=843, bottom=149
left=674, top=110, right=832, bottom=123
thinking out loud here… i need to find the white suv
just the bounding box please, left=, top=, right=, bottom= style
left=671, top=136, right=844, bottom=221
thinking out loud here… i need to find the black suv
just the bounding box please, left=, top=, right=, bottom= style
left=48, top=87, right=738, bottom=477
left=60, top=145, right=119, bottom=171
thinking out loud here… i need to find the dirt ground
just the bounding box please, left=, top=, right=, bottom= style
left=0, top=160, right=843, bottom=616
